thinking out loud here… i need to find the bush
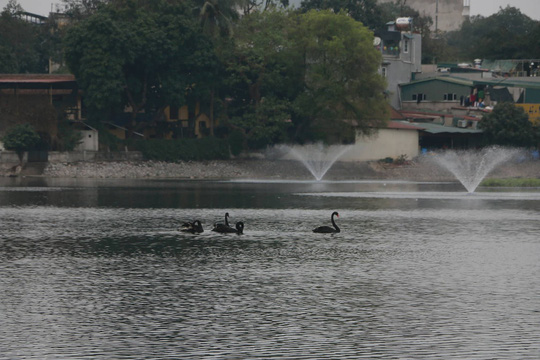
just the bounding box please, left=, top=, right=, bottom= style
left=57, top=120, right=83, bottom=151
left=2, top=124, right=41, bottom=152
left=133, top=138, right=230, bottom=162
left=228, top=130, right=245, bottom=156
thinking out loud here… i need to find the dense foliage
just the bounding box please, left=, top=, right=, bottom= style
left=446, top=7, right=538, bottom=61
left=3, top=0, right=540, bottom=154
left=0, top=1, right=54, bottom=73
left=479, top=102, right=539, bottom=147
left=64, top=0, right=217, bottom=136
left=133, top=137, right=230, bottom=161
left=1, top=123, right=41, bottom=156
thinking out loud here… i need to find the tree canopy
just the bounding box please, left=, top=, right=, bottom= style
left=445, top=6, right=537, bottom=61
left=0, top=1, right=52, bottom=73
left=479, top=102, right=538, bottom=147
left=64, top=0, right=217, bottom=133
left=291, top=10, right=388, bottom=143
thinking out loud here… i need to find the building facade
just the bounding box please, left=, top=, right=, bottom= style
left=377, top=0, right=470, bottom=32
left=375, top=20, right=422, bottom=109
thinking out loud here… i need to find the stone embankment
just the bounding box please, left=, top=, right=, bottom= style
left=34, top=157, right=540, bottom=181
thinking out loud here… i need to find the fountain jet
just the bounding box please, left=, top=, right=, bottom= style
left=430, top=146, right=522, bottom=193
left=276, top=143, right=352, bottom=181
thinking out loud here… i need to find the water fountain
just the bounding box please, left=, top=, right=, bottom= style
left=274, top=143, right=352, bottom=181
left=429, top=146, right=522, bottom=193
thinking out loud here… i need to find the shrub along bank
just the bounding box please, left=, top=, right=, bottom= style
left=132, top=138, right=231, bottom=162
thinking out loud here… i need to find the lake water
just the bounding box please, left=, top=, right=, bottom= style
left=1, top=177, right=540, bottom=359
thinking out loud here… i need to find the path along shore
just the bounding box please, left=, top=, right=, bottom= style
left=2, top=157, right=537, bottom=181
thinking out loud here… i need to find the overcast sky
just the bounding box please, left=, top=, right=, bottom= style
left=1, top=0, right=539, bottom=20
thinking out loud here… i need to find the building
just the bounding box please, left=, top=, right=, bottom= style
left=375, top=19, right=422, bottom=109
left=377, top=0, right=470, bottom=33
left=342, top=119, right=423, bottom=162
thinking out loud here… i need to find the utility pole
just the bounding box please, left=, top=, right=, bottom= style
left=435, top=0, right=439, bottom=32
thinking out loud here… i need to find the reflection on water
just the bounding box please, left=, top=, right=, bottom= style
left=1, top=178, right=540, bottom=359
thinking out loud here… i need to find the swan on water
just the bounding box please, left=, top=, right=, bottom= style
left=313, top=211, right=340, bottom=233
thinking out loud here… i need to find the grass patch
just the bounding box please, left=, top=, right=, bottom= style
left=481, top=178, right=540, bottom=187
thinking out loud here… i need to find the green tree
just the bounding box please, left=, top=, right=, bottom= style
left=479, top=102, right=537, bottom=147
left=192, top=0, right=247, bottom=136
left=446, top=7, right=536, bottom=60
left=64, top=0, right=216, bottom=136
left=222, top=9, right=298, bottom=149
left=0, top=0, right=51, bottom=73
left=2, top=123, right=41, bottom=163
left=195, top=0, right=245, bottom=37
left=291, top=10, right=388, bottom=143
left=299, top=0, right=384, bottom=30
left=61, top=0, right=109, bottom=19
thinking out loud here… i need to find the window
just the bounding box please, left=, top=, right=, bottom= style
left=444, top=93, right=457, bottom=101
left=412, top=93, right=426, bottom=102
left=403, top=39, right=409, bottom=53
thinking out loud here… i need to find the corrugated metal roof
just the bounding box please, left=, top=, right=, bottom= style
left=390, top=107, right=406, bottom=120
left=472, top=78, right=540, bottom=90
left=400, top=75, right=474, bottom=88
left=415, top=122, right=482, bottom=134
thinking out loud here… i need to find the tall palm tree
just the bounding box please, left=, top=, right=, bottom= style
left=193, top=0, right=246, bottom=136
left=196, top=0, right=246, bottom=38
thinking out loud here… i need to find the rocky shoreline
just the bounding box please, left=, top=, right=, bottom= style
left=26, top=157, right=540, bottom=181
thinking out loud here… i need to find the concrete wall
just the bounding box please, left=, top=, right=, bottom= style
left=75, top=130, right=99, bottom=151
left=401, top=100, right=462, bottom=111
left=383, top=33, right=422, bottom=109
left=0, top=151, right=25, bottom=164
left=341, top=128, right=420, bottom=162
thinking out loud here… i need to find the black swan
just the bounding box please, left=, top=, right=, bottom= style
left=213, top=221, right=244, bottom=234
left=313, top=211, right=340, bottom=233
left=180, top=220, right=204, bottom=233
left=212, top=212, right=230, bottom=231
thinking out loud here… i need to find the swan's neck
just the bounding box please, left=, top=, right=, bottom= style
left=331, top=215, right=340, bottom=231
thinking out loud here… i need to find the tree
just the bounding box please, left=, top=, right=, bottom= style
left=299, top=0, right=385, bottom=30
left=222, top=9, right=298, bottom=149
left=195, top=0, right=245, bottom=38
left=290, top=10, right=388, bottom=143
left=192, top=0, right=247, bottom=136
left=0, top=0, right=51, bottom=73
left=2, top=124, right=41, bottom=163
left=61, top=0, right=109, bottom=19
left=446, top=7, right=536, bottom=60
left=479, top=102, right=537, bottom=147
left=64, top=0, right=217, bottom=136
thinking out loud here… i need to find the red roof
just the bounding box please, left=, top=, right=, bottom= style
left=390, top=107, right=406, bottom=120
left=0, top=74, right=76, bottom=84
left=386, top=120, right=425, bottom=130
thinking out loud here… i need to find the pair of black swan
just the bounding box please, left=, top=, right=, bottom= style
left=181, top=212, right=244, bottom=235
left=180, top=220, right=204, bottom=234
left=212, top=212, right=244, bottom=234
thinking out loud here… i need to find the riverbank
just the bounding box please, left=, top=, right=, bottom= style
left=15, top=157, right=538, bottom=181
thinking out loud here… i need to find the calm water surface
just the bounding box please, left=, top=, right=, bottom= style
left=1, top=177, right=540, bottom=359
